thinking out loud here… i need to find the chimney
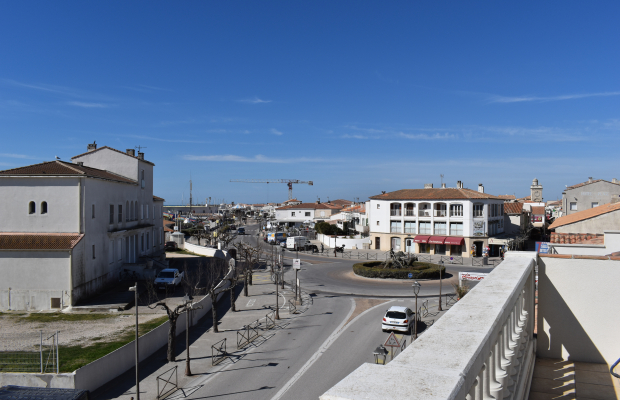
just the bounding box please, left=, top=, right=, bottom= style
left=126, top=149, right=135, bottom=156
left=87, top=142, right=97, bottom=152
left=138, top=152, right=144, bottom=160
left=316, top=198, right=321, bottom=204
left=76, top=161, right=84, bottom=166
left=588, top=177, right=593, bottom=183
left=424, top=183, right=434, bottom=189
left=478, top=184, right=484, bottom=193
left=613, top=178, right=618, bottom=184
left=441, top=183, right=446, bottom=189
left=457, top=181, right=463, bottom=189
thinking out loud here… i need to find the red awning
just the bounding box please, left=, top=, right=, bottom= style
left=444, top=237, right=465, bottom=246
left=428, top=236, right=447, bottom=244
left=413, top=235, right=430, bottom=243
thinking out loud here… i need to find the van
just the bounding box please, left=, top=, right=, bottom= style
left=286, top=236, right=307, bottom=250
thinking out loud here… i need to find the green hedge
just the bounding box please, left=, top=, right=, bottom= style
left=353, top=261, right=445, bottom=280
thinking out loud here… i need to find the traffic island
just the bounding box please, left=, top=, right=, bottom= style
left=352, top=261, right=445, bottom=279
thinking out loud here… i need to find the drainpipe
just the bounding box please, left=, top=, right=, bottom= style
left=68, top=250, right=73, bottom=307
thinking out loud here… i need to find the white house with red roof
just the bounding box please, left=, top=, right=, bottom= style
left=368, top=182, right=505, bottom=257
left=0, top=143, right=165, bottom=311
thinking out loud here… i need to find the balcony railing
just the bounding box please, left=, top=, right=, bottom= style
left=450, top=210, right=463, bottom=217
left=390, top=210, right=401, bottom=216
left=321, top=252, right=537, bottom=400
left=434, top=210, right=447, bottom=217
left=405, top=210, right=415, bottom=216
left=418, top=210, right=432, bottom=217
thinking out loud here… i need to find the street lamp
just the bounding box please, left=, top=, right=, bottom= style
left=128, top=283, right=140, bottom=400
left=438, top=260, right=444, bottom=311
left=281, top=247, right=285, bottom=290
left=412, top=281, right=421, bottom=340
left=373, top=345, right=389, bottom=365
left=183, top=294, right=193, bottom=376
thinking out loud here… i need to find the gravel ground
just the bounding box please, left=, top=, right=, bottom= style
left=0, top=312, right=166, bottom=352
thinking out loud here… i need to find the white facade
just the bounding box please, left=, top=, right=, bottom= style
left=0, top=145, right=165, bottom=311
left=275, top=207, right=315, bottom=223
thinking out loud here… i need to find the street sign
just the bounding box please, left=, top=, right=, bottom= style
left=408, top=273, right=413, bottom=279
left=293, top=259, right=301, bottom=270
left=458, top=272, right=489, bottom=281
left=384, top=332, right=400, bottom=347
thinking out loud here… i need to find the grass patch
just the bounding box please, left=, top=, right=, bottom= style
left=18, top=313, right=117, bottom=323
left=58, top=315, right=169, bottom=372
left=353, top=261, right=445, bottom=279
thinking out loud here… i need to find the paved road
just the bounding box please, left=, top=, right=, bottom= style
left=164, top=221, right=484, bottom=400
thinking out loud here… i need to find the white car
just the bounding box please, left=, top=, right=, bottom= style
left=382, top=306, right=415, bottom=333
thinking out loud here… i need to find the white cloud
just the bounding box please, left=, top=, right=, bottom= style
left=0, top=153, right=39, bottom=159
left=183, top=154, right=325, bottom=163
left=238, top=96, right=272, bottom=104
left=398, top=132, right=456, bottom=140
left=271, top=129, right=283, bottom=136
left=67, top=101, right=110, bottom=108
left=489, top=91, right=620, bottom=103
left=341, top=134, right=368, bottom=139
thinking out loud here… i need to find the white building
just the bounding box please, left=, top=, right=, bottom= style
left=0, top=144, right=165, bottom=311
left=275, top=202, right=342, bottom=227
left=367, top=182, right=505, bottom=257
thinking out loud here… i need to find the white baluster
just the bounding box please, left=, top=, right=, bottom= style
left=466, top=378, right=478, bottom=400
left=483, top=360, right=495, bottom=400
left=490, top=339, right=503, bottom=400
left=475, top=365, right=485, bottom=400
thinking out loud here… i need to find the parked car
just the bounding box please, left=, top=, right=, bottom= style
left=164, top=241, right=178, bottom=251
left=154, top=268, right=184, bottom=290
left=237, top=227, right=245, bottom=235
left=381, top=306, right=415, bottom=333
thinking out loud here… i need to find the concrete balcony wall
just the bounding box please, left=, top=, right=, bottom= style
left=537, top=255, right=620, bottom=365
left=321, top=251, right=537, bottom=400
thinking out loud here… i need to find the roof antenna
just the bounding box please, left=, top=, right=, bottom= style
left=134, top=145, right=147, bottom=152
left=440, top=174, right=444, bottom=186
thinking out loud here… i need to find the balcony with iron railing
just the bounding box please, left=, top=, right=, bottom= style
left=390, top=210, right=401, bottom=216
left=404, top=209, right=416, bottom=216
left=434, top=210, right=447, bottom=217
left=321, top=252, right=537, bottom=400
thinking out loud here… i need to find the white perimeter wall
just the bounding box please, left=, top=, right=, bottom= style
left=537, top=257, right=620, bottom=365
left=0, top=251, right=70, bottom=311
left=317, top=234, right=371, bottom=249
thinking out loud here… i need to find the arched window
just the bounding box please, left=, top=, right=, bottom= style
left=41, top=201, right=48, bottom=214
left=28, top=201, right=35, bottom=214
left=389, top=203, right=401, bottom=216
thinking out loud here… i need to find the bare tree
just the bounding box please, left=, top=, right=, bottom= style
left=233, top=241, right=262, bottom=297
left=208, top=258, right=229, bottom=333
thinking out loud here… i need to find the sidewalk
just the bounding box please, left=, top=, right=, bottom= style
left=92, top=270, right=308, bottom=400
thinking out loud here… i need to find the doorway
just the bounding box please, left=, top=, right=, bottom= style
left=474, top=241, right=483, bottom=257
left=391, top=237, right=401, bottom=251
left=375, top=237, right=381, bottom=250
left=405, top=238, right=414, bottom=253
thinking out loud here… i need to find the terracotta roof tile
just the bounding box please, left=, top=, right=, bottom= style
left=71, top=146, right=155, bottom=165
left=504, top=203, right=524, bottom=214
left=330, top=199, right=354, bottom=206
left=548, top=202, right=620, bottom=229
left=497, top=195, right=516, bottom=200
left=0, top=161, right=137, bottom=184
left=0, top=233, right=84, bottom=250
left=531, top=206, right=546, bottom=215
left=565, top=179, right=606, bottom=190
left=369, top=188, right=501, bottom=201
left=153, top=195, right=165, bottom=202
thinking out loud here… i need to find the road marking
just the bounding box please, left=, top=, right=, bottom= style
left=246, top=299, right=256, bottom=307
left=270, top=297, right=372, bottom=400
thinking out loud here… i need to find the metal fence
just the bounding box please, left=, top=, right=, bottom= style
left=211, top=338, right=228, bottom=366
left=0, top=331, right=59, bottom=373
left=156, top=366, right=178, bottom=399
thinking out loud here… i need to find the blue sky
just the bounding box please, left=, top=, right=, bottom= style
left=1, top=2, right=619, bottom=204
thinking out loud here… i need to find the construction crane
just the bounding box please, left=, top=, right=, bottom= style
left=230, top=179, right=313, bottom=200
